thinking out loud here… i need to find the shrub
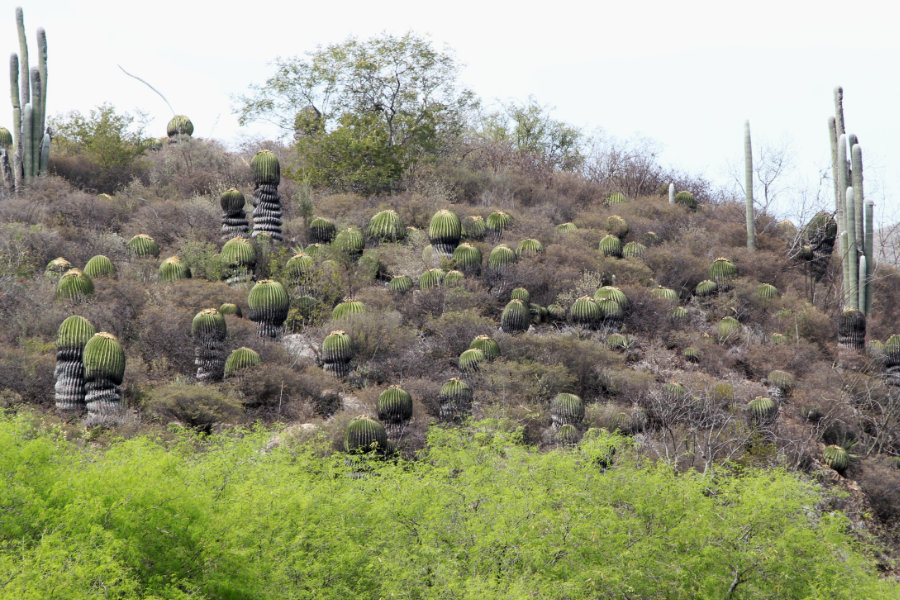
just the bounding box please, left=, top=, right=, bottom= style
left=140, top=382, right=243, bottom=431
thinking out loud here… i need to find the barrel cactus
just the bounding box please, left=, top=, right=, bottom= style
left=428, top=209, right=462, bottom=256
left=501, top=299, right=530, bottom=333
left=419, top=268, right=445, bottom=290
left=159, top=256, right=191, bottom=282
left=322, top=330, right=352, bottom=377
left=663, top=382, right=688, bottom=401
left=309, top=217, right=337, bottom=244
left=192, top=308, right=227, bottom=382
left=597, top=298, right=624, bottom=324
left=126, top=234, right=160, bottom=258
left=510, top=287, right=530, bottom=303
left=556, top=222, right=577, bottom=233
left=755, top=283, right=779, bottom=301
left=367, top=209, right=405, bottom=243
left=674, top=191, right=696, bottom=210
left=247, top=279, right=289, bottom=337
left=694, top=280, right=718, bottom=297
left=54, top=315, right=95, bottom=411
left=377, top=385, right=413, bottom=438
left=486, top=211, right=512, bottom=241
left=717, top=316, right=742, bottom=343
left=220, top=188, right=250, bottom=241
left=652, top=286, right=678, bottom=304
left=670, top=306, right=689, bottom=321
left=599, top=234, right=622, bottom=258
left=83, top=332, right=126, bottom=419
left=550, top=392, right=584, bottom=427
left=838, top=308, right=866, bottom=352
left=389, top=274, right=413, bottom=294
left=487, top=244, right=516, bottom=272
left=221, top=237, right=256, bottom=285
left=606, top=192, right=627, bottom=205
left=708, top=257, right=737, bottom=289
left=470, top=335, right=500, bottom=361
left=747, top=396, right=777, bottom=425
left=166, top=115, right=194, bottom=140
left=458, top=347, right=485, bottom=372
left=452, top=243, right=482, bottom=275
left=284, top=252, right=315, bottom=290
left=439, top=378, right=473, bottom=422
left=224, top=347, right=261, bottom=377
left=332, top=298, right=365, bottom=321
left=218, top=302, right=242, bottom=318
left=345, top=416, right=388, bottom=454
left=606, top=215, right=629, bottom=239
left=250, top=150, right=283, bottom=242
left=570, top=296, right=601, bottom=328
left=56, top=268, right=93, bottom=303
left=622, top=241, right=646, bottom=259
left=463, top=215, right=486, bottom=240
left=515, top=238, right=544, bottom=257
left=883, top=334, right=900, bottom=386
left=823, top=445, right=850, bottom=473
left=606, top=333, right=629, bottom=351
left=594, top=286, right=629, bottom=311
left=443, top=270, right=464, bottom=286
left=334, top=226, right=365, bottom=259
left=45, top=257, right=73, bottom=280
left=767, top=370, right=795, bottom=400
left=547, top=303, right=567, bottom=322
left=554, top=424, right=580, bottom=446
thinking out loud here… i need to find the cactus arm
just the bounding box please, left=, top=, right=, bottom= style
left=850, top=143, right=865, bottom=256
left=744, top=121, right=755, bottom=250
left=668, top=183, right=674, bottom=204
left=9, top=54, right=22, bottom=192
left=15, top=7, right=29, bottom=106
left=858, top=255, right=866, bottom=313
left=845, top=188, right=858, bottom=310
left=36, top=27, right=46, bottom=122
left=864, top=199, right=874, bottom=315
left=840, top=230, right=850, bottom=306
left=29, top=68, right=40, bottom=178
left=22, top=102, right=31, bottom=182
left=836, top=134, right=848, bottom=235
left=833, top=86, right=845, bottom=137
left=38, top=130, right=49, bottom=176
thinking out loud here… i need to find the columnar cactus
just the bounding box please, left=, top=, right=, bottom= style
left=54, top=315, right=95, bottom=411
left=501, top=299, right=530, bottom=333
left=224, top=347, right=261, bottom=377
left=515, top=238, right=544, bottom=257
left=126, top=234, right=160, bottom=258
left=0, top=126, right=11, bottom=191
left=83, top=255, right=116, bottom=279
left=56, top=268, right=93, bottom=303
left=308, top=217, right=336, bottom=243
left=345, top=416, right=388, bottom=454
left=487, top=244, right=516, bottom=272
left=250, top=150, right=283, bottom=242
left=83, top=332, right=126, bottom=419
left=166, top=115, right=193, bottom=141
left=599, top=235, right=622, bottom=258
left=192, top=308, right=227, bottom=382
left=247, top=279, right=289, bottom=338
left=220, top=188, right=250, bottom=241
left=377, top=385, right=413, bottom=439
left=708, top=257, right=737, bottom=290
left=158, top=256, right=191, bottom=282
left=452, top=243, right=482, bottom=275
left=838, top=308, right=865, bottom=352
left=470, top=335, right=500, bottom=361
left=463, top=215, right=486, bottom=240
left=439, top=377, right=473, bottom=422
left=322, top=330, right=352, bottom=377
left=745, top=120, right=756, bottom=250
left=550, top=392, right=584, bottom=427
left=45, top=256, right=72, bottom=280
left=428, top=209, right=462, bottom=256
left=220, top=237, right=256, bottom=285
left=367, top=209, right=405, bottom=243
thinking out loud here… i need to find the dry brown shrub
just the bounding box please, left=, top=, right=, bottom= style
left=423, top=309, right=498, bottom=361
left=856, top=456, right=900, bottom=525
left=0, top=345, right=56, bottom=406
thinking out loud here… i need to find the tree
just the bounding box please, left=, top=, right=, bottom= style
left=236, top=32, right=476, bottom=194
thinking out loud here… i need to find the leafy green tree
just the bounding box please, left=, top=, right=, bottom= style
left=236, top=32, right=476, bottom=194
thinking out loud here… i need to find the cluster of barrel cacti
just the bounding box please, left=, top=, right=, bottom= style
left=250, top=150, right=283, bottom=242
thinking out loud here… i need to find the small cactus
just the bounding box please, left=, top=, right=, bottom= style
left=663, top=382, right=688, bottom=400
left=747, top=396, right=777, bottom=425
left=218, top=303, right=242, bottom=318
left=284, top=253, right=315, bottom=288
left=443, top=270, right=464, bottom=286
left=220, top=188, right=249, bottom=240
left=556, top=222, right=577, bottom=233
left=597, top=298, right=624, bottom=323
left=694, top=280, right=718, bottom=297
left=767, top=370, right=795, bottom=399
left=166, top=115, right=194, bottom=139
left=606, top=192, right=627, bottom=205
left=485, top=211, right=512, bottom=241
left=510, top=287, right=530, bottom=303
left=470, top=335, right=500, bottom=361
left=717, top=316, right=742, bottom=342
left=452, top=243, right=482, bottom=274
left=83, top=332, right=126, bottom=418
left=683, top=347, right=700, bottom=362
left=674, top=191, right=696, bottom=210
left=367, top=209, right=405, bottom=242
left=159, top=256, right=191, bottom=282
left=126, top=234, right=160, bottom=258
left=554, top=424, right=580, bottom=446
left=823, top=444, right=850, bottom=473
left=419, top=268, right=445, bottom=290
left=192, top=308, right=227, bottom=382
left=334, top=226, right=364, bottom=258
left=606, top=333, right=629, bottom=351
left=501, top=299, right=530, bottom=333
left=487, top=244, right=516, bottom=271
left=755, top=283, right=779, bottom=301
left=708, top=257, right=737, bottom=289
left=622, top=241, right=646, bottom=259
left=550, top=392, right=584, bottom=426
left=45, top=257, right=73, bottom=280
left=670, top=306, right=689, bottom=321
left=54, top=315, right=95, bottom=411
left=458, top=347, right=485, bottom=372
left=345, top=416, right=388, bottom=454
left=515, top=238, right=544, bottom=257
left=224, top=347, right=261, bottom=377
left=599, top=234, right=622, bottom=258
left=439, top=378, right=473, bottom=422
left=652, top=286, right=678, bottom=304
left=247, top=279, right=289, bottom=337
left=309, top=217, right=337, bottom=244
left=428, top=209, right=462, bottom=255
left=389, top=275, right=413, bottom=294
left=56, top=268, right=93, bottom=302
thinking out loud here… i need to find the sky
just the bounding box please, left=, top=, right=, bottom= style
left=7, top=0, right=900, bottom=223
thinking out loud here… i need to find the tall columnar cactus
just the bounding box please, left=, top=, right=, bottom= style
left=224, top=347, right=261, bottom=377
left=501, top=299, right=529, bottom=333
left=250, top=150, right=283, bottom=242
left=83, top=255, right=116, bottom=279
left=247, top=279, right=289, bottom=338
left=54, top=315, right=95, bottom=411
left=166, top=115, right=193, bottom=141
left=126, top=234, right=159, bottom=258
left=439, top=377, right=473, bottom=422
left=668, top=183, right=675, bottom=204
left=377, top=385, right=413, bottom=439
left=8, top=7, right=49, bottom=190
left=322, top=330, right=352, bottom=378
left=220, top=188, right=250, bottom=241
left=744, top=120, right=756, bottom=250
left=308, top=217, right=336, bottom=243
left=550, top=392, right=584, bottom=427
left=56, top=268, right=93, bottom=303
left=470, top=335, right=500, bottom=361
left=220, top=237, right=256, bottom=285
left=485, top=211, right=512, bottom=241
left=345, top=416, right=388, bottom=454
left=367, top=209, right=405, bottom=243
left=192, top=309, right=227, bottom=382
left=428, top=209, right=462, bottom=256
left=83, top=332, right=126, bottom=419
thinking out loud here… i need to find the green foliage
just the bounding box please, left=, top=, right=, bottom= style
left=674, top=190, right=697, bottom=209
left=142, top=381, right=243, bottom=429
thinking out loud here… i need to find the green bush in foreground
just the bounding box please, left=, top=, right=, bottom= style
left=0, top=413, right=894, bottom=599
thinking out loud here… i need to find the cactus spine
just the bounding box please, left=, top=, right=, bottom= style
left=192, top=309, right=227, bottom=382
left=744, top=120, right=755, bottom=250
left=250, top=150, right=283, bottom=242
left=54, top=315, right=95, bottom=411
left=83, top=332, right=126, bottom=419
left=8, top=7, right=48, bottom=190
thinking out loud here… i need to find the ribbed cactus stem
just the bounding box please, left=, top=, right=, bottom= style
left=845, top=187, right=858, bottom=310
left=36, top=26, right=46, bottom=121
left=864, top=199, right=874, bottom=315
left=83, top=332, right=126, bottom=418
left=54, top=315, right=95, bottom=411
left=9, top=54, right=21, bottom=192
left=851, top=143, right=864, bottom=245
left=858, top=255, right=866, bottom=313
left=22, top=102, right=31, bottom=181
left=744, top=120, right=755, bottom=250
left=668, top=183, right=674, bottom=204
left=833, top=86, right=845, bottom=137
left=15, top=7, right=28, bottom=107
left=828, top=116, right=840, bottom=214
left=836, top=133, right=849, bottom=240
left=29, top=67, right=41, bottom=178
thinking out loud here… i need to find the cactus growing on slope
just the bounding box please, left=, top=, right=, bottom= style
left=470, top=335, right=500, bottom=361
left=159, top=256, right=191, bottom=282
left=192, top=308, right=227, bottom=382
left=428, top=209, right=462, bottom=256
left=599, top=235, right=622, bottom=258
left=550, top=392, right=584, bottom=427
left=485, top=211, right=512, bottom=241
left=487, top=244, right=516, bottom=272
left=308, top=217, right=336, bottom=243
left=389, top=274, right=413, bottom=294
left=83, top=255, right=116, bottom=279
left=247, top=279, right=289, bottom=337
left=345, top=416, right=388, bottom=454
left=56, top=268, right=93, bottom=303
left=744, top=120, right=756, bottom=250
left=439, top=377, right=473, bottom=422
left=44, top=256, right=72, bottom=280
left=322, top=330, right=352, bottom=377
left=166, top=115, right=193, bottom=141
left=224, top=347, right=261, bottom=377
left=54, top=315, right=95, bottom=411
left=501, top=299, right=530, bottom=333
left=452, top=243, right=482, bottom=275
left=220, top=188, right=250, bottom=240
left=220, top=237, right=256, bottom=285
left=708, top=257, right=737, bottom=290
left=377, top=385, right=413, bottom=439
left=126, top=234, right=159, bottom=258
left=250, top=150, right=283, bottom=241
left=83, top=332, right=126, bottom=419
left=367, top=209, right=405, bottom=242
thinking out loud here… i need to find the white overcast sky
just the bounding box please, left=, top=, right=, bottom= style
left=7, top=1, right=900, bottom=222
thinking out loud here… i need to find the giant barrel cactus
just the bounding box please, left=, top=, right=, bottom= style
left=501, top=299, right=530, bottom=333
left=284, top=252, right=315, bottom=292
left=606, top=215, right=628, bottom=239
left=250, top=150, right=283, bottom=242
left=599, top=235, right=622, bottom=258
left=823, top=444, right=850, bottom=473
left=419, top=268, right=444, bottom=290
left=54, top=315, right=95, bottom=411
left=83, top=255, right=116, bottom=279
left=334, top=226, right=365, bottom=259
left=452, top=243, right=482, bottom=275
left=838, top=308, right=865, bottom=352
left=458, top=347, right=485, bottom=372
left=83, top=332, right=126, bottom=419
left=554, top=424, right=581, bottom=447
left=166, top=115, right=193, bottom=141
left=486, top=211, right=512, bottom=242
left=746, top=396, right=777, bottom=426
left=516, top=238, right=544, bottom=257
left=767, top=370, right=795, bottom=400
left=470, top=335, right=500, bottom=361
left=345, top=415, right=388, bottom=454
left=332, top=298, right=365, bottom=321
left=45, top=257, right=73, bottom=280
left=126, top=234, right=159, bottom=258
left=159, top=256, right=191, bottom=282
left=322, top=330, right=352, bottom=378
left=389, top=274, right=413, bottom=294
left=247, top=279, right=289, bottom=338
left=220, top=188, right=250, bottom=241
left=56, top=268, right=93, bottom=303
left=428, top=209, right=462, bottom=256
left=674, top=191, right=696, bottom=210
left=367, top=209, right=405, bottom=243
left=377, top=385, right=413, bottom=439
left=224, top=347, right=261, bottom=377
left=439, top=377, right=473, bottom=422
left=708, top=257, right=737, bottom=290
left=308, top=217, right=336, bottom=244
left=570, top=296, right=601, bottom=328
left=550, top=392, right=584, bottom=427
left=220, top=237, right=256, bottom=285
left=883, top=334, right=900, bottom=386
left=487, top=244, right=516, bottom=272
left=192, top=308, right=227, bottom=382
